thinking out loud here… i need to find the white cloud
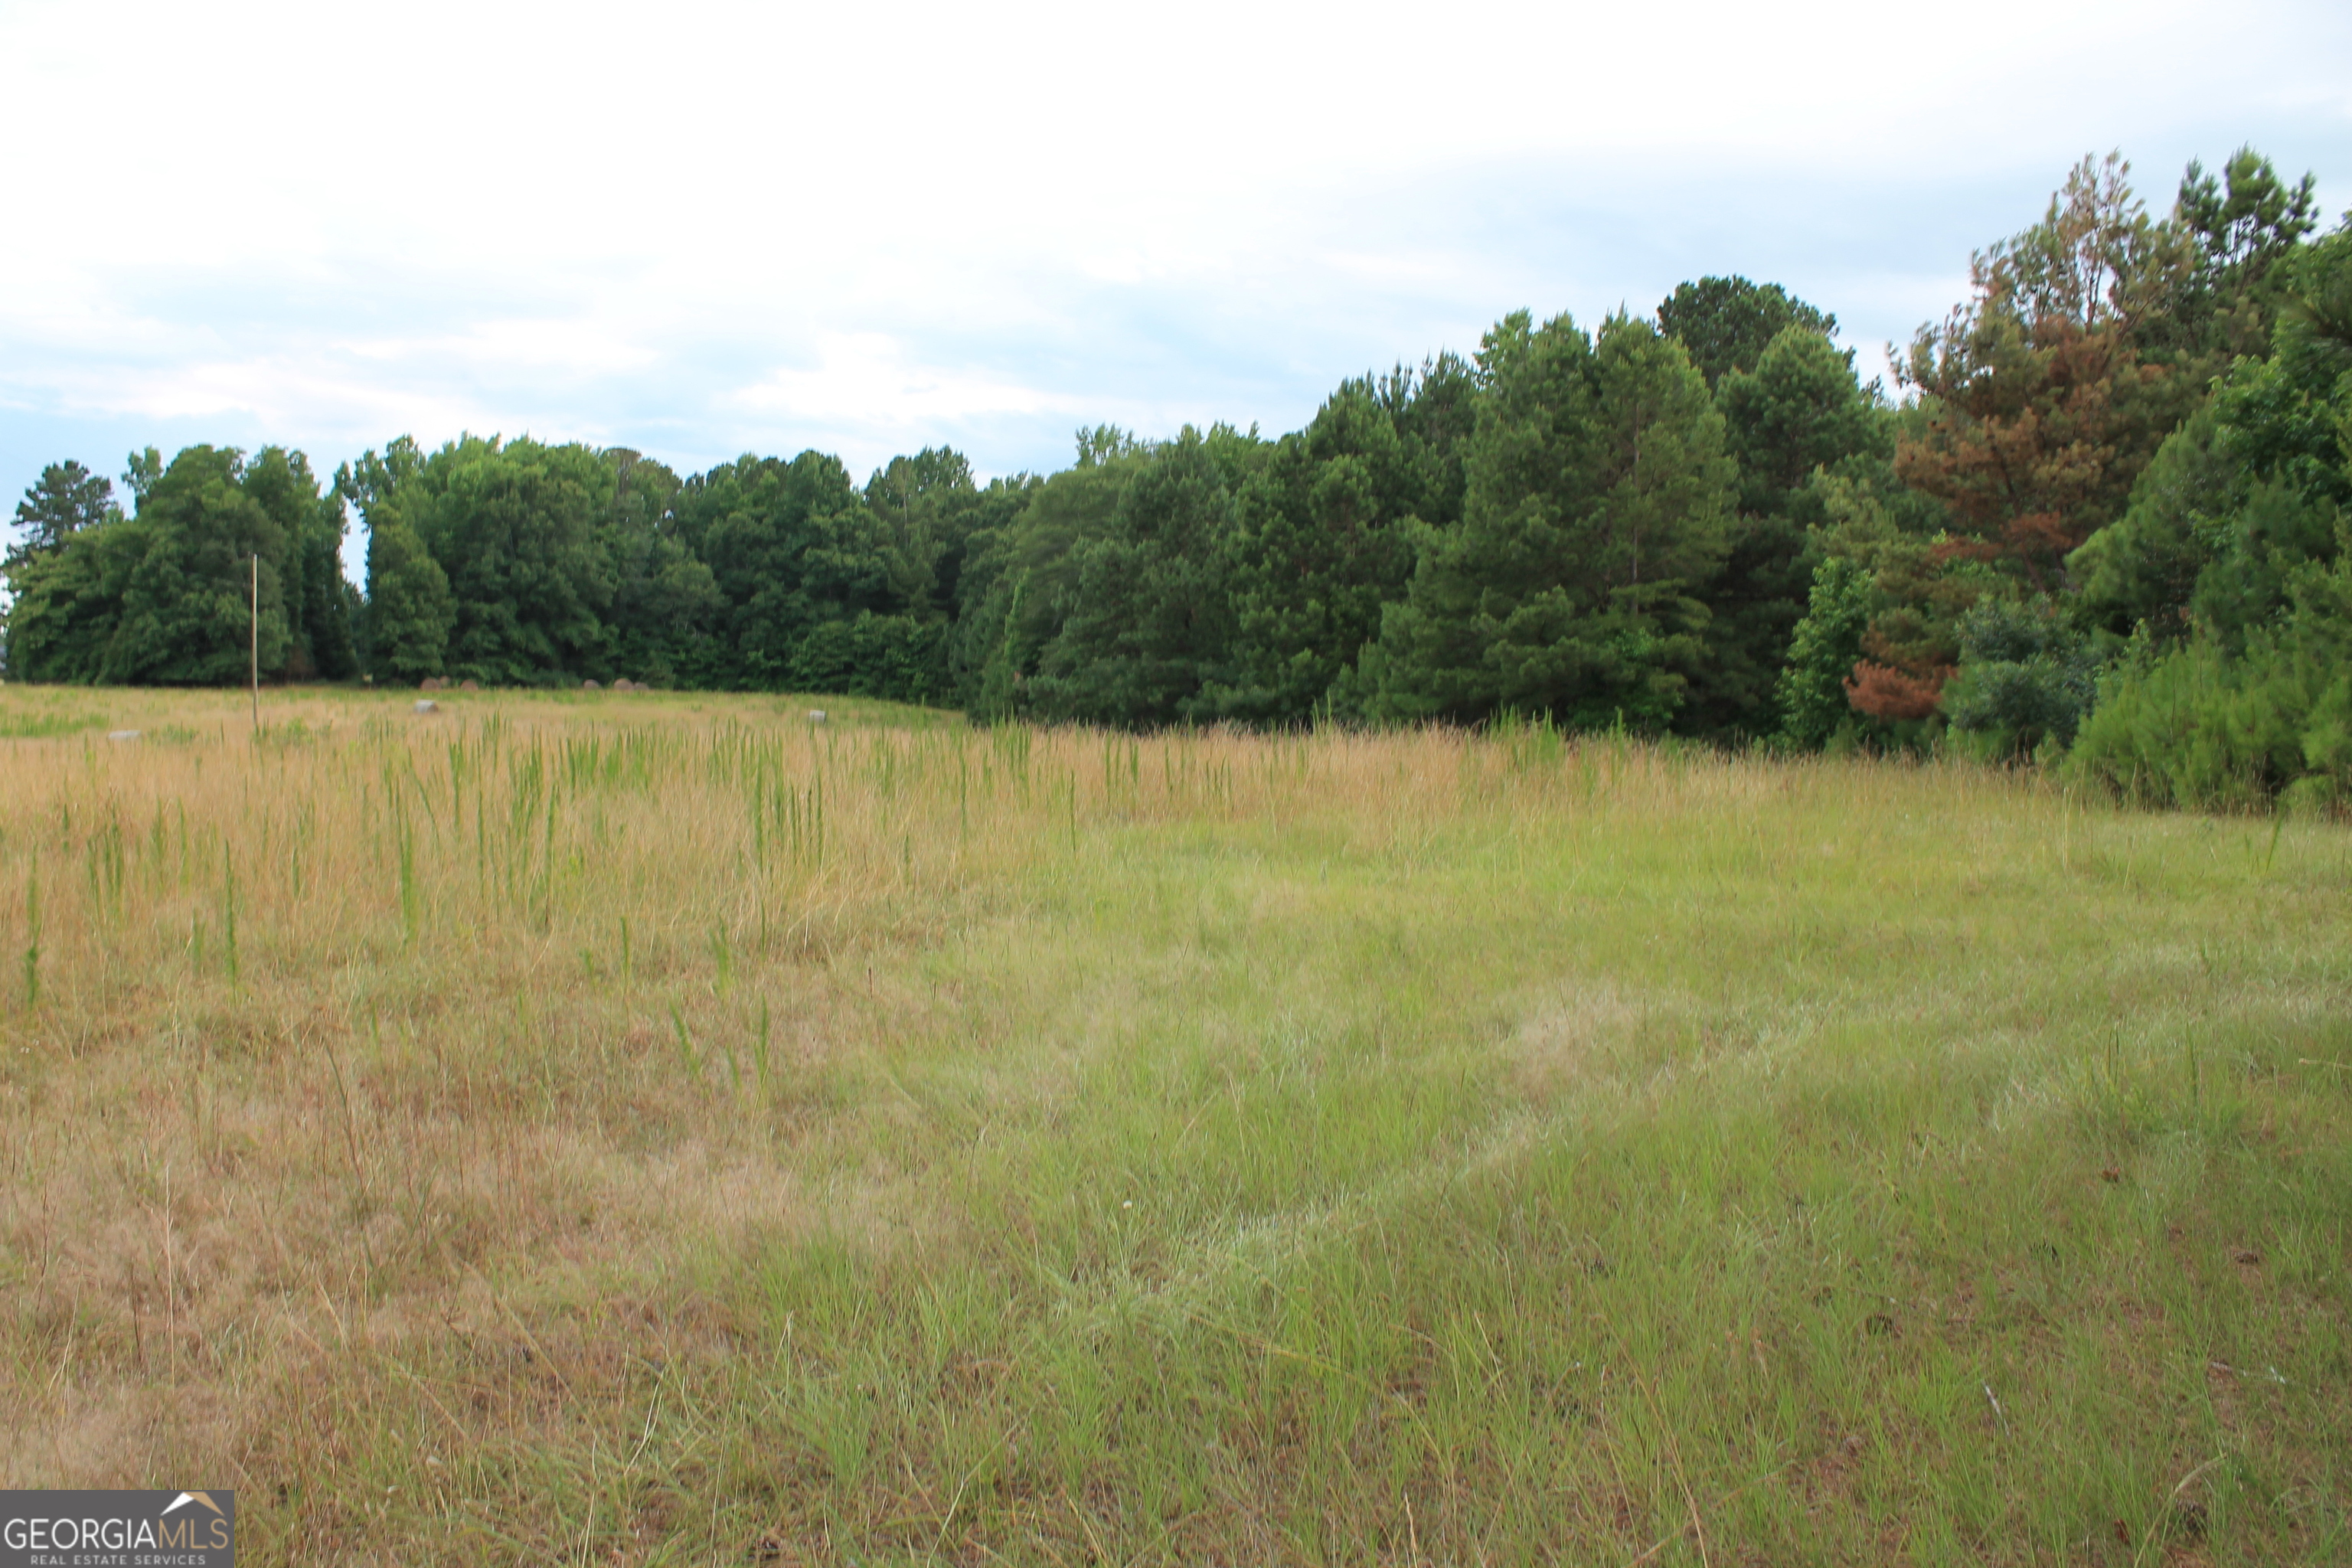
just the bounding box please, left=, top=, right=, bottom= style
left=2, top=0, right=2347, bottom=495
left=339, top=318, right=659, bottom=377
left=727, top=335, right=1077, bottom=425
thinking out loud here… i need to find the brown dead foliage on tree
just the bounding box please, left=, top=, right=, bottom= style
left=1895, top=154, right=2203, bottom=591
left=1844, top=658, right=1953, bottom=722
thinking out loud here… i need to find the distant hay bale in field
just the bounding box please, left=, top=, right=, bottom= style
left=420, top=677, right=445, bottom=691
left=413, top=699, right=438, bottom=714
left=583, top=678, right=600, bottom=691
left=613, top=678, right=635, bottom=691
left=808, top=709, right=828, bottom=724
left=459, top=679, right=479, bottom=691
left=107, top=730, right=142, bottom=743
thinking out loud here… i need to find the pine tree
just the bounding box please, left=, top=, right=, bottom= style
left=1370, top=312, right=1733, bottom=728
left=9, top=461, right=115, bottom=564
left=1684, top=326, right=1889, bottom=737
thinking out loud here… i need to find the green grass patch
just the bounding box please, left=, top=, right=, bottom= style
left=0, top=692, right=2344, bottom=1563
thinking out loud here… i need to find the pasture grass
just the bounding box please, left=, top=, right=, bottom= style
left=0, top=685, right=2346, bottom=1564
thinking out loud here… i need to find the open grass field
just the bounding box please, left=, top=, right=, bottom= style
left=0, top=684, right=2346, bottom=1565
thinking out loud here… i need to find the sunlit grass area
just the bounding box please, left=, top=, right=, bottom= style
left=1, top=686, right=2346, bottom=1564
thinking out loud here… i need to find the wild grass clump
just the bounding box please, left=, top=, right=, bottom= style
left=0, top=684, right=2346, bottom=1564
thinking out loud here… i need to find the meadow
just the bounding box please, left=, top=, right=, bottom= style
left=0, top=684, right=2345, bottom=1565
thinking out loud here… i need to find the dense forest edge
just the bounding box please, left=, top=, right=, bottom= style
left=7, top=148, right=2350, bottom=812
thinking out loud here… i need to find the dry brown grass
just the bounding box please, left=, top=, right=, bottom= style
left=0, top=692, right=1550, bottom=1487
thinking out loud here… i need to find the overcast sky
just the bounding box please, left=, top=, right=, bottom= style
left=4, top=0, right=2348, bottom=534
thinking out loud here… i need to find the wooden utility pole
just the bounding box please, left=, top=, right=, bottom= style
left=250, top=554, right=260, bottom=732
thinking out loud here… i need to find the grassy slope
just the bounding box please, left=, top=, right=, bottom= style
left=0, top=688, right=2345, bottom=1564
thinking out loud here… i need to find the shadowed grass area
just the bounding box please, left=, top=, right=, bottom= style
left=0, top=688, right=2345, bottom=1563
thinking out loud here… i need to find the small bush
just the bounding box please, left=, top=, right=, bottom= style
left=2066, top=553, right=2352, bottom=809
left=1942, top=598, right=2103, bottom=759
left=1777, top=557, right=1873, bottom=746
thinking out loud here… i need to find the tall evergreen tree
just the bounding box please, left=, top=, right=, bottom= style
left=2074, top=221, right=2352, bottom=648
left=1896, top=154, right=2200, bottom=592
left=1658, top=276, right=1838, bottom=388
left=1211, top=381, right=1432, bottom=721
left=1684, top=326, right=1889, bottom=737
left=2170, top=146, right=2321, bottom=360
left=9, top=461, right=115, bottom=565
left=1370, top=311, right=1734, bottom=728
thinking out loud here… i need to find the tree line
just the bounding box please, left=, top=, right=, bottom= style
left=7, top=146, right=2345, bottom=808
